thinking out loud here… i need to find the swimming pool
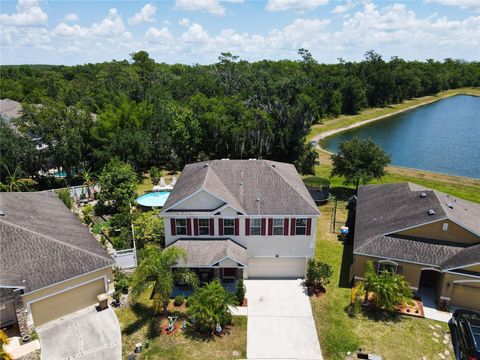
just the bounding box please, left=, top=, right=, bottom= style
left=136, top=191, right=170, bottom=207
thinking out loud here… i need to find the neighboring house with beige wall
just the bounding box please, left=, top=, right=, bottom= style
left=161, top=159, right=320, bottom=280
left=351, top=182, right=480, bottom=311
left=0, top=192, right=114, bottom=334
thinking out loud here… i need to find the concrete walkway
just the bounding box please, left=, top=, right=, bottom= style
left=37, top=306, right=121, bottom=360
left=418, top=287, right=453, bottom=323
left=246, top=279, right=323, bottom=360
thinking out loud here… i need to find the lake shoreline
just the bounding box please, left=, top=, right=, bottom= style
left=310, top=88, right=480, bottom=146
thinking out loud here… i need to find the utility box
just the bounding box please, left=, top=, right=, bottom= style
left=97, top=293, right=108, bottom=310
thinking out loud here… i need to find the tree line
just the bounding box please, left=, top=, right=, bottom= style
left=1, top=50, right=479, bottom=183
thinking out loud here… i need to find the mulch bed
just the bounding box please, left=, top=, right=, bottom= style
left=306, top=285, right=326, bottom=297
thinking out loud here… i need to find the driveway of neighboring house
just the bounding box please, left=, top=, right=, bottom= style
left=37, top=306, right=121, bottom=360
left=246, top=279, right=323, bottom=359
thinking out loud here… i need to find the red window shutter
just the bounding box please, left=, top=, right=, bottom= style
left=219, top=218, right=224, bottom=236
left=306, top=218, right=312, bottom=236
left=290, top=218, right=296, bottom=236
left=234, top=218, right=239, bottom=236
left=268, top=218, right=273, bottom=236
left=245, top=218, right=250, bottom=236
left=283, top=218, right=289, bottom=235
left=209, top=218, right=215, bottom=236
left=193, top=219, right=199, bottom=236
left=171, top=218, right=176, bottom=236
left=187, top=218, right=192, bottom=236
left=261, top=218, right=266, bottom=236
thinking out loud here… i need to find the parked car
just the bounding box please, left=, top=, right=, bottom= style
left=450, top=309, right=480, bottom=360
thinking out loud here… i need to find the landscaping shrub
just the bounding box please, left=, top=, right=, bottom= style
left=57, top=189, right=72, bottom=209
left=174, top=295, right=185, bottom=306
left=82, top=204, right=94, bottom=224
left=93, top=200, right=110, bottom=216
left=235, top=279, right=246, bottom=305
left=187, top=280, right=236, bottom=333
left=112, top=290, right=121, bottom=305
left=114, top=269, right=130, bottom=294
left=306, top=259, right=333, bottom=295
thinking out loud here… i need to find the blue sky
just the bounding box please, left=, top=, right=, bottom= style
left=0, top=0, right=478, bottom=65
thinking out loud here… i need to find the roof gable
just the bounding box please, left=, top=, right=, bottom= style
left=162, top=160, right=319, bottom=216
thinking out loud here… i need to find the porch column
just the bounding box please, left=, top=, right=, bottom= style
left=238, top=268, right=244, bottom=280
left=213, top=268, right=220, bottom=279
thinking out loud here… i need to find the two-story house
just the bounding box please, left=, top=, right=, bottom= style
left=161, top=159, right=320, bottom=281
left=351, top=182, right=480, bottom=311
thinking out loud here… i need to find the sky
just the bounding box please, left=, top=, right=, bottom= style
left=0, top=0, right=479, bottom=65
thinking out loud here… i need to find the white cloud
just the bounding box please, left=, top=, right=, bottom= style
left=175, top=0, right=226, bottom=15
left=181, top=23, right=211, bottom=43
left=145, top=26, right=173, bottom=43
left=0, top=0, right=48, bottom=27
left=128, top=4, right=156, bottom=25
left=266, top=0, right=329, bottom=12
left=427, top=0, right=480, bottom=11
left=331, top=0, right=356, bottom=14
left=64, top=13, right=79, bottom=22
left=179, top=18, right=190, bottom=26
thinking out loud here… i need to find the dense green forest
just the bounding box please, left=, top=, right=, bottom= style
left=1, top=50, right=479, bottom=183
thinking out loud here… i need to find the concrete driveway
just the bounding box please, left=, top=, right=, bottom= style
left=246, top=279, right=323, bottom=360
left=37, top=306, right=121, bottom=360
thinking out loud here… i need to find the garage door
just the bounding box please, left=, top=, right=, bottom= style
left=248, top=257, right=306, bottom=278
left=451, top=283, right=480, bottom=311
left=30, top=279, right=105, bottom=327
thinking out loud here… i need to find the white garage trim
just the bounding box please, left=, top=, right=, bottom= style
left=22, top=265, right=112, bottom=296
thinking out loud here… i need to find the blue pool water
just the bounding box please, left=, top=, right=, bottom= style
left=322, top=95, right=480, bottom=178
left=136, top=191, right=171, bottom=207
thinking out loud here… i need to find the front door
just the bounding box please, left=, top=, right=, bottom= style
left=0, top=302, right=17, bottom=327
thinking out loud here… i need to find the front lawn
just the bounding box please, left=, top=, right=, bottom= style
left=115, top=292, right=247, bottom=360
left=311, top=200, right=454, bottom=360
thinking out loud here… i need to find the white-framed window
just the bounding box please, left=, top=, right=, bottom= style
left=377, top=261, right=398, bottom=274
left=442, top=223, right=449, bottom=231
left=176, top=219, right=187, bottom=235
left=273, top=218, right=284, bottom=235
left=250, top=218, right=261, bottom=235
left=223, top=218, right=235, bottom=235
left=199, top=218, right=210, bottom=235
left=295, top=218, right=307, bottom=235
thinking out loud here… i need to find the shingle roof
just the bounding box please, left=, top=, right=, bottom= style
left=354, top=183, right=480, bottom=269
left=0, top=192, right=113, bottom=293
left=166, top=238, right=247, bottom=267
left=162, top=159, right=320, bottom=216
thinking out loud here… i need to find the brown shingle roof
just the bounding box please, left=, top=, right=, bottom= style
left=0, top=192, right=113, bottom=293
left=354, top=183, right=480, bottom=269
left=162, top=160, right=320, bottom=216
left=166, top=238, right=247, bottom=267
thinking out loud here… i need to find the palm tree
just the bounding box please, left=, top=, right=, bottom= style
left=187, top=279, right=237, bottom=333
left=81, top=168, right=96, bottom=200
left=0, top=165, right=29, bottom=192
left=364, top=261, right=413, bottom=311
left=0, top=329, right=12, bottom=360
left=130, top=246, right=198, bottom=316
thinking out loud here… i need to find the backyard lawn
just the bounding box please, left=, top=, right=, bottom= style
left=115, top=292, right=247, bottom=360
left=311, top=200, right=454, bottom=360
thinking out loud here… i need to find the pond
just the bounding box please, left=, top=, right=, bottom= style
left=322, top=95, right=480, bottom=178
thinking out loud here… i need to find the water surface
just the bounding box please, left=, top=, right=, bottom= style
left=322, top=95, right=480, bottom=178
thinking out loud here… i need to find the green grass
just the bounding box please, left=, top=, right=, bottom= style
left=313, top=150, right=480, bottom=203
left=311, top=201, right=454, bottom=360
left=308, top=87, right=480, bottom=142
left=115, top=292, right=247, bottom=360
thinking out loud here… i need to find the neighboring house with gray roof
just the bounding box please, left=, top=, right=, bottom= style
left=351, top=182, right=480, bottom=311
left=0, top=192, right=114, bottom=333
left=162, top=159, right=320, bottom=280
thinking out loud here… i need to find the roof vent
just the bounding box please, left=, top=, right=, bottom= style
left=256, top=198, right=260, bottom=202
left=447, top=203, right=453, bottom=209
left=204, top=163, right=209, bottom=167
left=271, top=164, right=276, bottom=168
left=249, top=158, right=257, bottom=160
left=0, top=209, right=5, bottom=216
left=428, top=209, right=435, bottom=215
left=221, top=158, right=229, bottom=160
left=420, top=192, right=427, bottom=198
